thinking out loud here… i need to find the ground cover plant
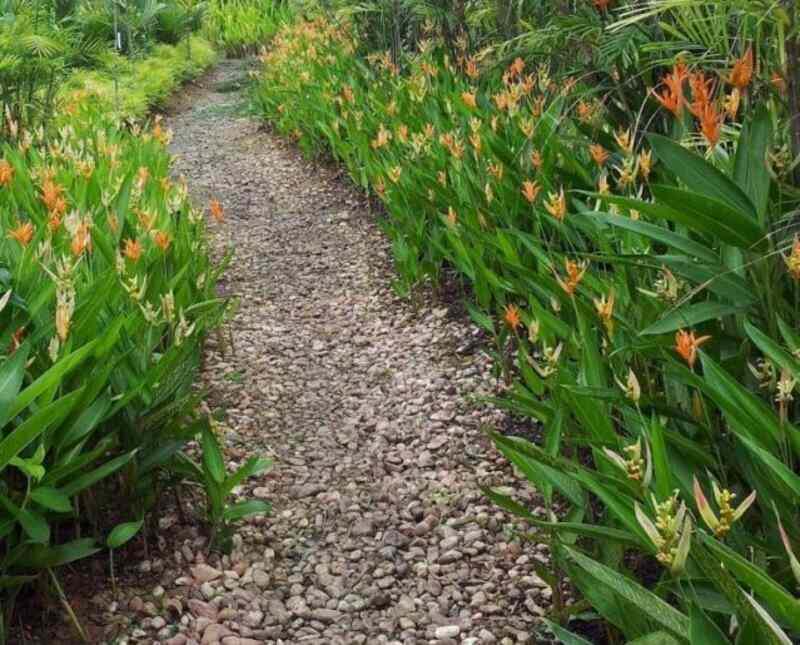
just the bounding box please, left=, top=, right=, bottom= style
left=254, top=3, right=800, bottom=643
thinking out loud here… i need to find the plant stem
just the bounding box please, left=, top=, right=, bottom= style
left=47, top=569, right=88, bottom=644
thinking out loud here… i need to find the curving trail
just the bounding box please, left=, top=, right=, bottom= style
left=118, top=59, right=548, bottom=645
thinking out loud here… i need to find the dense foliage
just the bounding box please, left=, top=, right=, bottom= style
left=253, top=3, right=800, bottom=643
left=0, top=1, right=271, bottom=641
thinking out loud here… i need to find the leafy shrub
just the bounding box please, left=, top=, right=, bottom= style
left=254, top=10, right=800, bottom=644
left=204, top=0, right=292, bottom=56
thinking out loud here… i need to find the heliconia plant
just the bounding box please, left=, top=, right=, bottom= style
left=254, top=4, right=800, bottom=642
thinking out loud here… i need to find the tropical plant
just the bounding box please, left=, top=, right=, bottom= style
left=253, top=4, right=800, bottom=641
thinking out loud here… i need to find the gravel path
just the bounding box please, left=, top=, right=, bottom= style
left=118, top=59, right=549, bottom=645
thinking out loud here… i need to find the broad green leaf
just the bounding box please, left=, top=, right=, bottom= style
left=30, top=487, right=72, bottom=513
left=563, top=546, right=690, bottom=640
left=0, top=390, right=83, bottom=473
left=640, top=301, right=746, bottom=336
left=60, top=450, right=136, bottom=497
left=15, top=538, right=100, bottom=569
left=0, top=340, right=98, bottom=427
left=542, top=619, right=594, bottom=644
left=648, top=134, right=757, bottom=220
left=202, top=427, right=225, bottom=484
left=587, top=212, right=718, bottom=264
left=690, top=604, right=731, bottom=645
left=627, top=633, right=681, bottom=645
left=733, top=108, right=772, bottom=220
left=107, top=520, right=144, bottom=549
left=0, top=342, right=30, bottom=420
left=700, top=534, right=800, bottom=632
left=650, top=185, right=764, bottom=250
left=223, top=500, right=271, bottom=522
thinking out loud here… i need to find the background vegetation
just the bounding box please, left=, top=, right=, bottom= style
left=252, top=0, right=800, bottom=643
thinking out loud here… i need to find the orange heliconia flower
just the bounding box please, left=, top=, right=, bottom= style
left=42, top=178, right=66, bottom=215
left=509, top=57, right=525, bottom=78
left=153, top=230, right=171, bottom=251
left=544, top=187, right=567, bottom=221
left=555, top=259, right=588, bottom=296
left=209, top=199, right=224, bottom=223
left=530, top=149, right=543, bottom=169
left=504, top=303, right=522, bottom=331
left=123, top=238, right=142, bottom=263
left=0, top=159, right=13, bottom=187
left=521, top=180, right=541, bottom=203
left=7, top=221, right=33, bottom=247
left=589, top=144, right=609, bottom=167
left=71, top=222, right=91, bottom=257
left=728, top=46, right=753, bottom=90
left=698, top=102, right=722, bottom=149
left=654, top=62, right=687, bottom=116
left=461, top=91, right=477, bottom=109
left=688, top=72, right=715, bottom=117
left=674, top=329, right=711, bottom=369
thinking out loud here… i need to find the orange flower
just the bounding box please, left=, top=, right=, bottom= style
left=0, top=159, right=13, bottom=187
left=209, top=199, right=224, bottom=223
left=593, top=0, right=611, bottom=10
left=153, top=230, right=171, bottom=251
left=464, top=58, right=479, bottom=80
left=784, top=235, right=800, bottom=281
left=509, top=57, right=525, bottom=78
left=771, top=71, right=787, bottom=95
left=728, top=46, right=753, bottom=89
left=688, top=72, right=715, bottom=117
left=544, top=187, right=567, bottom=221
left=136, top=166, right=150, bottom=190
left=446, top=206, right=457, bottom=226
left=42, top=178, right=65, bottom=214
left=71, top=222, right=91, bottom=257
left=461, top=91, right=477, bottom=109
left=555, top=259, right=588, bottom=296
left=589, top=144, right=609, bottom=167
left=7, top=221, right=33, bottom=247
left=530, top=149, right=543, bottom=169
left=698, top=102, right=722, bottom=149
left=674, top=329, right=711, bottom=369
left=504, top=303, right=522, bottom=331
left=521, top=180, right=541, bottom=203
left=123, top=238, right=142, bottom=263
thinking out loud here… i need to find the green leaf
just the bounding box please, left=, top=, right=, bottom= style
left=30, top=487, right=72, bottom=513
left=0, top=342, right=29, bottom=420
left=107, top=520, right=144, bottom=549
left=60, top=450, right=136, bottom=497
left=626, top=633, right=682, bottom=645
left=690, top=604, right=731, bottom=645
left=700, top=534, right=800, bottom=632
left=15, top=538, right=100, bottom=569
left=733, top=108, right=772, bottom=220
left=0, top=389, right=83, bottom=473
left=0, top=340, right=98, bottom=427
left=563, top=546, right=690, bottom=640
left=648, top=134, right=757, bottom=220
left=650, top=185, right=764, bottom=250
left=542, top=619, right=594, bottom=644
left=202, top=427, right=225, bottom=484
left=223, top=500, right=271, bottom=522
left=587, top=212, right=718, bottom=264
left=640, top=301, right=746, bottom=335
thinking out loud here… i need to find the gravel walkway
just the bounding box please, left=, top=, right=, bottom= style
left=118, top=59, right=549, bottom=645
